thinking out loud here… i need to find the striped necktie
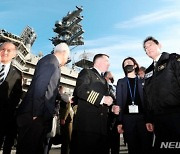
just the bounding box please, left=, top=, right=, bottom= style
left=0, top=64, right=5, bottom=85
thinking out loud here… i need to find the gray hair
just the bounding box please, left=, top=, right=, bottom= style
left=0, top=42, right=18, bottom=55
left=54, top=43, right=70, bottom=54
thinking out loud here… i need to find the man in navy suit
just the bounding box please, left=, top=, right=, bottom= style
left=0, top=42, right=22, bottom=154
left=16, top=43, right=70, bottom=154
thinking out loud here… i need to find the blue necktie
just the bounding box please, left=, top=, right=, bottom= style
left=0, top=65, right=5, bottom=85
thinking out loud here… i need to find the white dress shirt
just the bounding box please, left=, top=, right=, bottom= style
left=0, top=62, right=10, bottom=80
left=93, top=67, right=105, bottom=105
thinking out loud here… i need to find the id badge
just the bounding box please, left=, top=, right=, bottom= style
left=128, top=105, right=139, bottom=113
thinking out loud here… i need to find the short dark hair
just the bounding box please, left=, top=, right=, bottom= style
left=122, top=57, right=139, bottom=76
left=93, top=54, right=109, bottom=64
left=143, top=36, right=159, bottom=49
left=139, top=66, right=146, bottom=72
left=104, top=71, right=110, bottom=78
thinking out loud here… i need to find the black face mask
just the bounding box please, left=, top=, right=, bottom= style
left=124, top=65, right=134, bottom=73
left=109, top=78, right=114, bottom=84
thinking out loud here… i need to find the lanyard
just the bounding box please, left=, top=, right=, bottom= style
left=127, top=77, right=137, bottom=105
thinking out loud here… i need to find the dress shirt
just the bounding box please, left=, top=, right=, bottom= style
left=93, top=67, right=105, bottom=105
left=154, top=53, right=161, bottom=63
left=1, top=62, right=11, bottom=80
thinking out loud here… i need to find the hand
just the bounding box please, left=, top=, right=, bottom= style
left=117, top=124, right=124, bottom=134
left=33, top=117, right=37, bottom=120
left=112, top=105, right=120, bottom=115
left=103, top=96, right=113, bottom=106
left=60, top=119, right=66, bottom=125
left=146, top=123, right=154, bottom=132
left=69, top=97, right=73, bottom=104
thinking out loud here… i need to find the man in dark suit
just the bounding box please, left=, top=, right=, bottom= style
left=104, top=71, right=120, bottom=154
left=16, top=43, right=70, bottom=154
left=70, top=54, right=119, bottom=154
left=0, top=42, right=22, bottom=154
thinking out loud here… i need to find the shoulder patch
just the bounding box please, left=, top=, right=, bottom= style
left=158, top=63, right=166, bottom=71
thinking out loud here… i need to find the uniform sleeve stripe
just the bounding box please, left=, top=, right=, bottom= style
left=87, top=91, right=95, bottom=103
left=92, top=93, right=99, bottom=104
left=91, top=92, right=98, bottom=104
left=87, top=90, right=100, bottom=104
left=90, top=91, right=97, bottom=104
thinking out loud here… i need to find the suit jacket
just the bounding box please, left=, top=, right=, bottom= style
left=116, top=77, right=144, bottom=123
left=73, top=68, right=110, bottom=135
left=18, top=54, right=61, bottom=120
left=0, top=64, right=22, bottom=120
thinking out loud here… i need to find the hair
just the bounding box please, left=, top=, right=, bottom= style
left=104, top=71, right=113, bottom=78
left=122, top=57, right=139, bottom=76
left=139, top=66, right=146, bottom=72
left=0, top=41, right=17, bottom=51
left=104, top=71, right=110, bottom=78
left=143, top=36, right=159, bottom=49
left=59, top=85, right=63, bottom=89
left=93, top=54, right=109, bottom=64
left=53, top=42, right=70, bottom=54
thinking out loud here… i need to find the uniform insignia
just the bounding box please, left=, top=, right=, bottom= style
left=87, top=90, right=99, bottom=104
left=158, top=63, right=166, bottom=71
left=145, top=71, right=153, bottom=79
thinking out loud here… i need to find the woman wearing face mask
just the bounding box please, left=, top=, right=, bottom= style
left=116, top=57, right=153, bottom=154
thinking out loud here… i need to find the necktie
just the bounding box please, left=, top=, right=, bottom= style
left=154, top=61, right=157, bottom=71
left=0, top=64, right=5, bottom=85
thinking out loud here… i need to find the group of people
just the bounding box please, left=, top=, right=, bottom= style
left=0, top=36, right=180, bottom=154
left=0, top=42, right=70, bottom=154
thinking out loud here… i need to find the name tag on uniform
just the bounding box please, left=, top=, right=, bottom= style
left=129, top=105, right=139, bottom=113
left=145, top=71, right=153, bottom=79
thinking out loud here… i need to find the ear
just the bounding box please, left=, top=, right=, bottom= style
left=12, top=51, right=17, bottom=59
left=134, top=64, right=137, bottom=68
left=158, top=43, right=162, bottom=49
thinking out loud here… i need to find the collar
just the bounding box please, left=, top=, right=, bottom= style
left=0, top=62, right=11, bottom=68
left=154, top=53, right=162, bottom=62
left=54, top=54, right=61, bottom=66
left=93, top=67, right=103, bottom=76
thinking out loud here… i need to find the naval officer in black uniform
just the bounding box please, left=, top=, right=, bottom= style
left=70, top=54, right=119, bottom=154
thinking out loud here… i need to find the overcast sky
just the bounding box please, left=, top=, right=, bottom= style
left=1, top=0, right=180, bottom=82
